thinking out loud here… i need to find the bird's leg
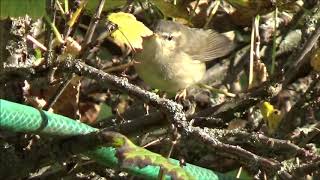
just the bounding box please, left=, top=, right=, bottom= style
left=175, top=88, right=187, bottom=102
left=159, top=91, right=168, bottom=99
left=197, top=83, right=236, bottom=97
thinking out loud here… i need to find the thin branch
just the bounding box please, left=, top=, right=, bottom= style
left=249, top=17, right=255, bottom=88
left=271, top=7, right=278, bottom=75
left=57, top=60, right=186, bottom=126
left=279, top=72, right=320, bottom=137
left=57, top=59, right=287, bottom=177
left=191, top=77, right=282, bottom=125
left=285, top=160, right=320, bottom=179
left=282, top=22, right=320, bottom=86
left=43, top=73, right=74, bottom=111
left=44, top=0, right=56, bottom=67
left=44, top=0, right=105, bottom=110
left=187, top=126, right=284, bottom=176
left=82, top=0, right=106, bottom=48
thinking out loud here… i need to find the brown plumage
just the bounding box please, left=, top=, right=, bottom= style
left=134, top=20, right=233, bottom=94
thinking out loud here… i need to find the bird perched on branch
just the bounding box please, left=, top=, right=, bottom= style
left=134, top=20, right=234, bottom=98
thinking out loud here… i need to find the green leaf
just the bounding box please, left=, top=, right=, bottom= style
left=0, top=0, right=46, bottom=19
left=34, top=48, right=42, bottom=59
left=85, top=0, right=127, bottom=14
left=96, top=103, right=113, bottom=122
left=151, top=0, right=190, bottom=20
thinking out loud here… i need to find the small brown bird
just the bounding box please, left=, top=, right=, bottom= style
left=134, top=20, right=233, bottom=95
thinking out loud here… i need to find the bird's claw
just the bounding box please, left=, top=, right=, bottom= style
left=175, top=89, right=187, bottom=102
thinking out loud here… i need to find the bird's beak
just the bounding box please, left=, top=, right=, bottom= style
left=153, top=33, right=160, bottom=42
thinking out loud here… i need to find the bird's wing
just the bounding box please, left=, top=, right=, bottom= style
left=182, top=28, right=234, bottom=62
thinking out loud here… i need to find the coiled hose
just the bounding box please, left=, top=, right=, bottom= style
left=0, top=99, right=233, bottom=179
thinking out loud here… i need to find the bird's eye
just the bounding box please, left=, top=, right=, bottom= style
left=161, top=34, right=174, bottom=41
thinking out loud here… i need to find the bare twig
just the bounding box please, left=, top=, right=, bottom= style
left=285, top=160, right=320, bottom=179
left=42, top=73, right=74, bottom=111
left=26, top=35, right=47, bottom=51
left=249, top=17, right=255, bottom=88
left=57, top=60, right=186, bottom=126
left=44, top=0, right=106, bottom=110
left=99, top=75, right=283, bottom=134
left=82, top=0, right=106, bottom=50
left=283, top=22, right=320, bottom=86
left=191, top=77, right=282, bottom=125
left=57, top=59, right=286, bottom=176
left=44, top=0, right=56, bottom=67
left=219, top=129, right=313, bottom=160
left=187, top=126, right=284, bottom=176
left=279, top=72, right=320, bottom=137
left=271, top=7, right=278, bottom=75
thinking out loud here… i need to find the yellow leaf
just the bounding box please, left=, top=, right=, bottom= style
left=107, top=12, right=153, bottom=51
left=268, top=109, right=282, bottom=134
left=259, top=102, right=283, bottom=135
left=260, top=102, right=273, bottom=120
left=67, top=0, right=88, bottom=27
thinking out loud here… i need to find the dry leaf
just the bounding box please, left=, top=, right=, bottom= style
left=252, top=60, right=268, bottom=87
left=107, top=12, right=153, bottom=52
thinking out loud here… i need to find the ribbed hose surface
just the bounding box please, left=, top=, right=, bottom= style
left=0, top=99, right=232, bottom=180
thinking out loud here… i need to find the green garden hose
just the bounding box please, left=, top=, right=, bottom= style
left=0, top=99, right=232, bottom=180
